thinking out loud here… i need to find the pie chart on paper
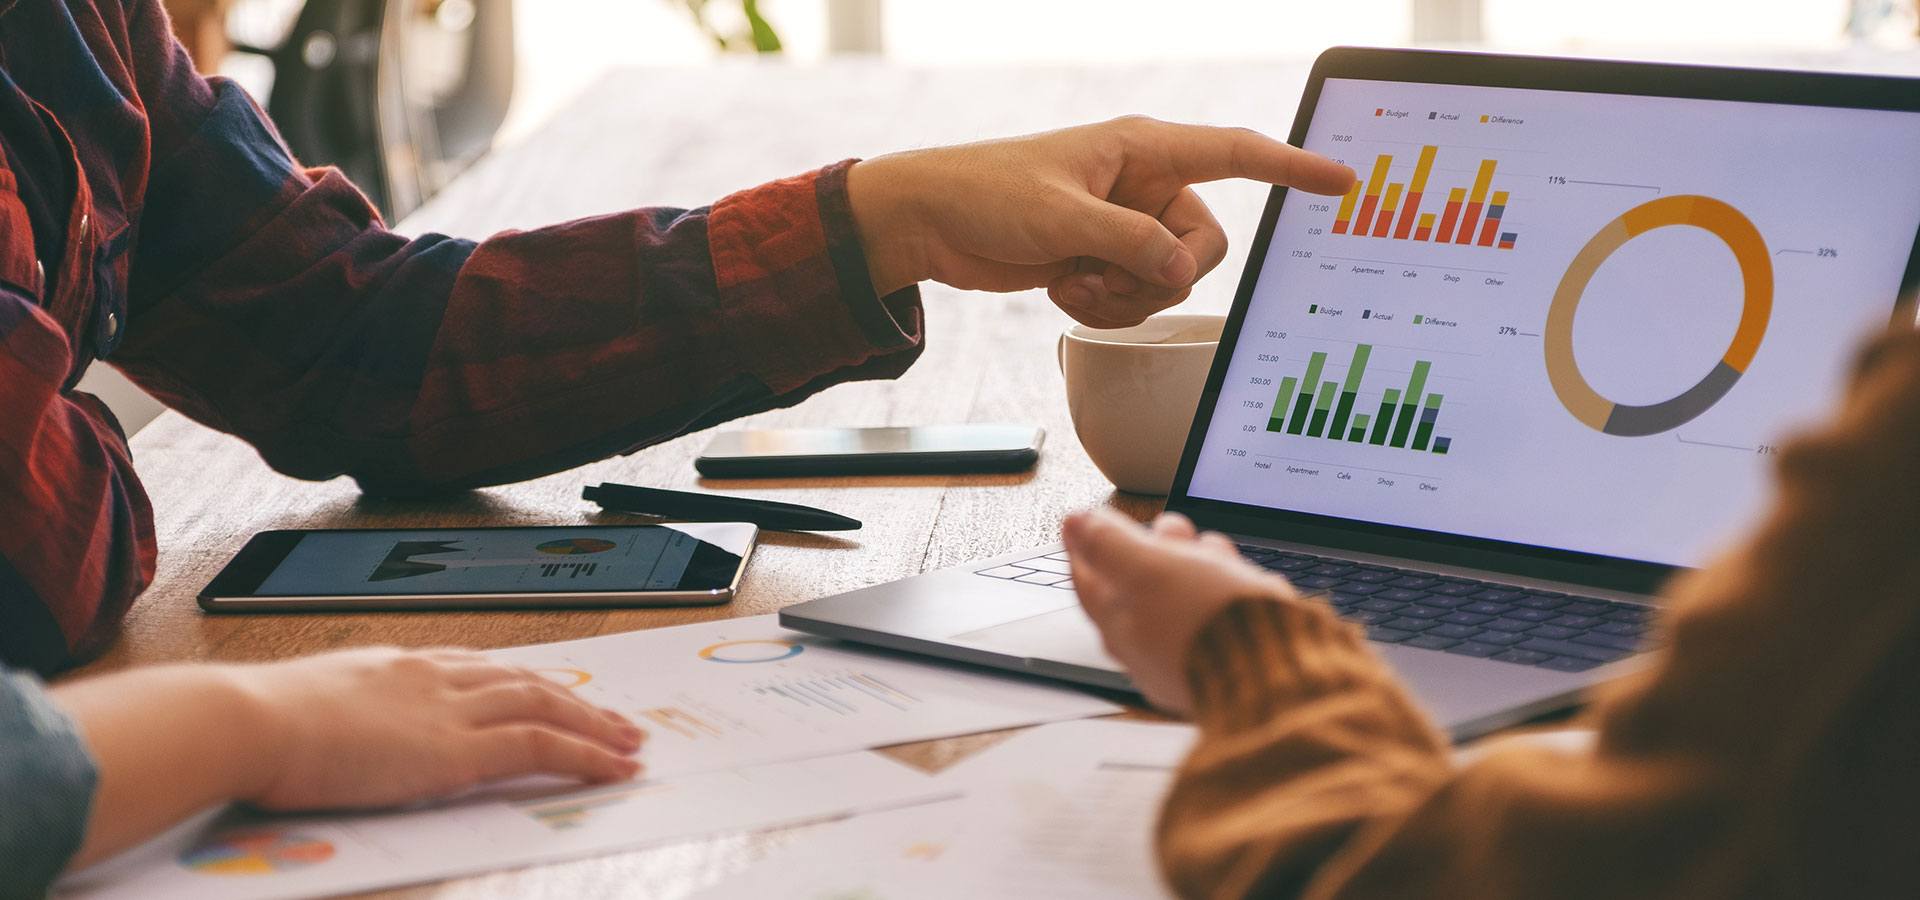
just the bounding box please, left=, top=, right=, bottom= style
left=179, top=830, right=335, bottom=875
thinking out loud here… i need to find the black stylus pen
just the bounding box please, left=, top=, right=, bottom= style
left=582, top=482, right=862, bottom=532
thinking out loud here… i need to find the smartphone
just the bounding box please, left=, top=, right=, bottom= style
left=199, top=523, right=757, bottom=612
left=695, top=424, right=1044, bottom=478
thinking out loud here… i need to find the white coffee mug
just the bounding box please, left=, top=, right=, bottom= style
left=1058, top=314, right=1225, bottom=495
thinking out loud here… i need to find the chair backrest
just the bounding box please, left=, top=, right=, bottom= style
left=259, top=0, right=514, bottom=221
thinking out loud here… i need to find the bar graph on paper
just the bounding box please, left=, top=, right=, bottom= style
left=1265, top=343, right=1455, bottom=455
left=1330, top=145, right=1520, bottom=250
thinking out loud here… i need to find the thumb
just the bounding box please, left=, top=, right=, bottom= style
left=1062, top=509, right=1159, bottom=582
left=1059, top=196, right=1196, bottom=289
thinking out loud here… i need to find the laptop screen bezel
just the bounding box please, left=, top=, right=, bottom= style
left=1166, top=47, right=1920, bottom=595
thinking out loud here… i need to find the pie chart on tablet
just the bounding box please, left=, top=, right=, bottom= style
left=536, top=538, right=618, bottom=555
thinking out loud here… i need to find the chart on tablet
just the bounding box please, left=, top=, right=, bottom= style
left=1188, top=78, right=1920, bottom=566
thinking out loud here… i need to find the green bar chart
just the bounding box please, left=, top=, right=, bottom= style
left=1285, top=352, right=1326, bottom=436
left=1265, top=343, right=1454, bottom=455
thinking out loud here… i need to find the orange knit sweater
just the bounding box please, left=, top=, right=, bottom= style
left=1158, top=328, right=1920, bottom=899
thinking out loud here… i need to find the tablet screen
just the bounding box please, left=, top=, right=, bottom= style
left=1187, top=77, right=1920, bottom=567
left=251, top=527, right=734, bottom=596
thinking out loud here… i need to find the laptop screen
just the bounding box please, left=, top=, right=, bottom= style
left=1186, top=76, right=1920, bottom=568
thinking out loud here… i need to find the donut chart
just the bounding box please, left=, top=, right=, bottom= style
left=1544, top=195, right=1773, bottom=436
left=536, top=667, right=594, bottom=689
left=697, top=639, right=804, bottom=664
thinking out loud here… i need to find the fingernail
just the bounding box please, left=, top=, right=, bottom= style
left=1062, top=284, right=1093, bottom=307
left=1159, top=249, right=1195, bottom=285
left=1105, top=269, right=1142, bottom=294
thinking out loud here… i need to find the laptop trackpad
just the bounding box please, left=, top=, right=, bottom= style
left=954, top=606, right=1120, bottom=671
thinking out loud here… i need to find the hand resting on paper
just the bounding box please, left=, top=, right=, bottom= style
left=52, top=648, right=643, bottom=870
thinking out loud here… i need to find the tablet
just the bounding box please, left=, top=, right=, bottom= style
left=200, top=523, right=758, bottom=611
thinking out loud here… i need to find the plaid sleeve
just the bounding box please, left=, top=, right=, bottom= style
left=112, top=1, right=923, bottom=495
left=0, top=292, right=156, bottom=674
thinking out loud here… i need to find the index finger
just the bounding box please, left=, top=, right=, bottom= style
left=1155, top=122, right=1356, bottom=195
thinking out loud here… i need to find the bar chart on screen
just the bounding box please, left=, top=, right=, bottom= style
left=1264, top=341, right=1458, bottom=454
left=1329, top=144, right=1523, bottom=250
left=1187, top=74, right=1920, bottom=568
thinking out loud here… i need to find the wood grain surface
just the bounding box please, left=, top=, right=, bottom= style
left=77, top=61, right=1329, bottom=898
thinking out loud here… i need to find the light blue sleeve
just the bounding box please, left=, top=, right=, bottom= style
left=1, top=668, right=97, bottom=898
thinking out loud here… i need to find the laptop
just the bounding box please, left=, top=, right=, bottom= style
left=783, top=48, right=1920, bottom=741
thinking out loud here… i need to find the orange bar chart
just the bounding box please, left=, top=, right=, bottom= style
left=1436, top=188, right=1466, bottom=242
left=1372, top=183, right=1404, bottom=237
left=1454, top=159, right=1498, bottom=244
left=1332, top=184, right=1361, bottom=234
left=1476, top=190, right=1510, bottom=247
left=1414, top=212, right=1436, bottom=242
left=1349, top=155, right=1393, bottom=236
left=1392, top=145, right=1438, bottom=240
left=1322, top=146, right=1518, bottom=250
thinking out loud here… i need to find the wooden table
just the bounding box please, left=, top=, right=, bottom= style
left=89, top=45, right=1920, bottom=896
left=88, top=61, right=1326, bottom=897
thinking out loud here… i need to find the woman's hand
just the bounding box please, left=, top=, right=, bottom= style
left=239, top=648, right=643, bottom=809
left=1063, top=509, right=1301, bottom=714
left=848, top=116, right=1355, bottom=328
left=58, top=648, right=644, bottom=868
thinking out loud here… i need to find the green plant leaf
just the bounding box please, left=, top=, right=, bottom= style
left=742, top=0, right=783, bottom=53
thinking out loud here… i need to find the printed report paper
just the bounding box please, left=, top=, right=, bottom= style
left=697, top=719, right=1196, bottom=899
left=58, top=616, right=1118, bottom=898
left=485, top=614, right=1122, bottom=780
left=57, top=751, right=947, bottom=900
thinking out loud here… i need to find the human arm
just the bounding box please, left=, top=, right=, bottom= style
left=111, top=0, right=923, bottom=496
left=1067, top=325, right=1920, bottom=898
left=0, top=290, right=154, bottom=674
left=111, top=1, right=1350, bottom=496
left=1, top=669, right=99, bottom=893
left=42, top=648, right=642, bottom=876
left=849, top=116, right=1356, bottom=327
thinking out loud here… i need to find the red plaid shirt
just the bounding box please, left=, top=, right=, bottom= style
left=0, top=0, right=924, bottom=672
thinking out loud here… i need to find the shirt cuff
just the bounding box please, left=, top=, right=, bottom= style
left=1184, top=597, right=1419, bottom=735
left=1, top=670, right=98, bottom=891
left=706, top=159, right=924, bottom=394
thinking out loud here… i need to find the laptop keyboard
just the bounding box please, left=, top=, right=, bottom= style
left=975, top=546, right=1654, bottom=673
left=976, top=551, right=1079, bottom=590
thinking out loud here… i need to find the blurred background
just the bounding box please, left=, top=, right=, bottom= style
left=158, top=0, right=1920, bottom=221
left=91, top=0, right=1920, bottom=433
